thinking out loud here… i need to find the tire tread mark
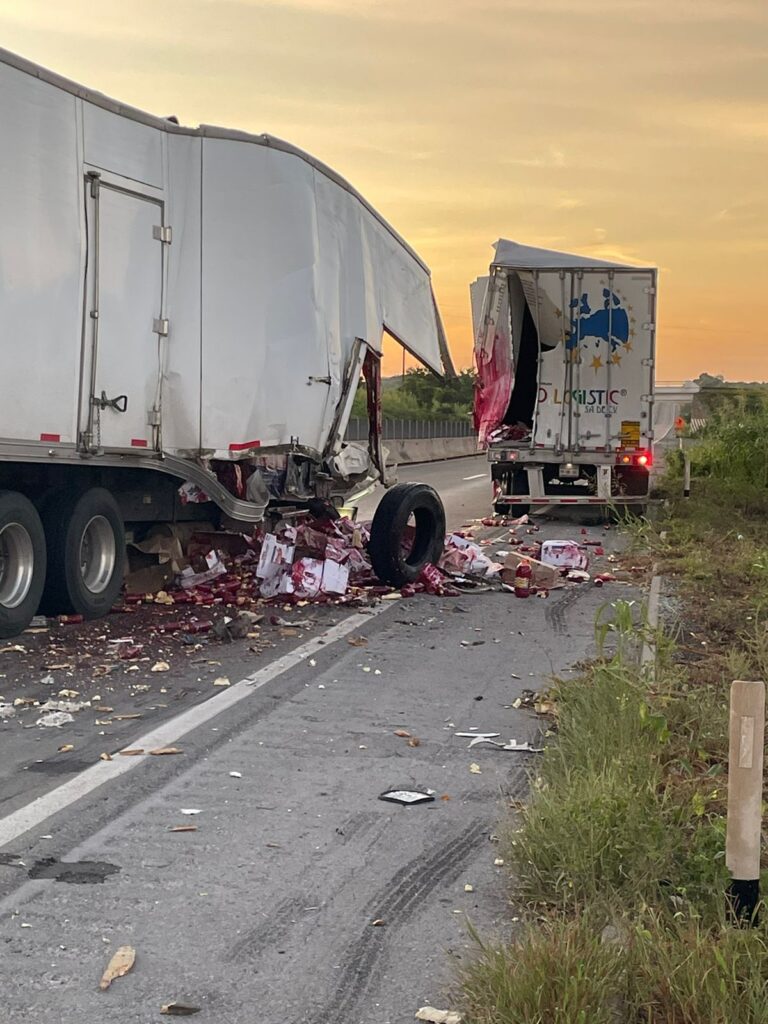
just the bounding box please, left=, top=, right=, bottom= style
left=314, top=818, right=487, bottom=1024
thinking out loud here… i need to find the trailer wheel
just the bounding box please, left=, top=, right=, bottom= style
left=0, top=491, right=47, bottom=639
left=41, top=488, right=125, bottom=619
left=368, top=482, right=446, bottom=586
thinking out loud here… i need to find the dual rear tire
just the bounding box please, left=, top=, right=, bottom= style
left=0, top=487, right=125, bottom=639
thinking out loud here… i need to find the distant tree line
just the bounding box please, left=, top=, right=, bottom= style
left=351, top=368, right=476, bottom=421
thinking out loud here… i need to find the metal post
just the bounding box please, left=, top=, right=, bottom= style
left=683, top=451, right=691, bottom=498
left=726, top=680, right=765, bottom=924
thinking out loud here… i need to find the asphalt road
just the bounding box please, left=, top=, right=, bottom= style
left=0, top=463, right=640, bottom=1024
left=355, top=454, right=491, bottom=529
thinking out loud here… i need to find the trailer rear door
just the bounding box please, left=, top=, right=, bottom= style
left=515, top=267, right=655, bottom=455
left=83, top=180, right=164, bottom=452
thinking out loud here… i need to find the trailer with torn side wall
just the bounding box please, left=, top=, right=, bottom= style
left=471, top=240, right=656, bottom=515
left=0, top=48, right=453, bottom=637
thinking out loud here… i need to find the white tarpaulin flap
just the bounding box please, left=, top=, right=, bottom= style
left=492, top=239, right=653, bottom=271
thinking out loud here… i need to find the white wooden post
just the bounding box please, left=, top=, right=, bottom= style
left=726, top=680, right=765, bottom=922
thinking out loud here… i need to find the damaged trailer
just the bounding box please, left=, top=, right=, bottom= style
left=0, top=49, right=453, bottom=637
left=472, top=240, right=656, bottom=514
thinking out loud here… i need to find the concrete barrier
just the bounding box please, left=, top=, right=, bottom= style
left=387, top=436, right=480, bottom=465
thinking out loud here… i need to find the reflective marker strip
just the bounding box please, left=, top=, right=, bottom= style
left=131, top=439, right=148, bottom=447
left=229, top=440, right=261, bottom=451
left=40, top=433, right=60, bottom=443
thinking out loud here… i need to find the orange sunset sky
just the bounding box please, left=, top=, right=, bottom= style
left=2, top=0, right=766, bottom=381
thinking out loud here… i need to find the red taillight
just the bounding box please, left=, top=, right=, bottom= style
left=617, top=449, right=653, bottom=468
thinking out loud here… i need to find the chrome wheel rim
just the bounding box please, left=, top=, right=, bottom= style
left=79, top=516, right=115, bottom=595
left=0, top=522, right=35, bottom=609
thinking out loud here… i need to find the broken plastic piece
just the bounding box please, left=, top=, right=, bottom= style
left=378, top=789, right=435, bottom=806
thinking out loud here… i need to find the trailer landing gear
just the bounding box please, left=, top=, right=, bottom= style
left=0, top=491, right=47, bottom=639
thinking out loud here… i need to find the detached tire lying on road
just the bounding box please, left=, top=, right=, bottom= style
left=40, top=487, right=125, bottom=619
left=368, top=482, right=446, bottom=586
left=0, top=490, right=47, bottom=639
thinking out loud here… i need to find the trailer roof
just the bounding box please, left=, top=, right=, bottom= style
left=492, top=238, right=655, bottom=272
left=0, top=47, right=427, bottom=271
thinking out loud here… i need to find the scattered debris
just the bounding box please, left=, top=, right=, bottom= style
left=151, top=661, right=171, bottom=673
left=168, top=825, right=198, bottom=833
left=347, top=635, right=368, bottom=647
left=371, top=918, right=386, bottom=927
left=0, top=704, right=15, bottom=720
left=469, top=763, right=482, bottom=774
left=149, top=747, right=183, bottom=756
left=35, top=711, right=75, bottom=728
left=57, top=744, right=75, bottom=753
left=159, top=1003, right=201, bottom=1016
left=378, top=789, right=435, bottom=806
left=464, top=883, right=474, bottom=893
left=118, top=749, right=145, bottom=757
left=99, top=946, right=136, bottom=990
left=180, top=808, right=202, bottom=815
left=229, top=771, right=242, bottom=778
left=415, top=1008, right=463, bottom=1024
left=100, top=753, right=113, bottom=761
left=494, top=857, right=505, bottom=866
left=540, top=540, right=589, bottom=571
left=408, top=737, right=421, bottom=747
left=393, top=729, right=412, bottom=738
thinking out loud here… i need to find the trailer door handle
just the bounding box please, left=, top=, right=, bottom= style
left=95, top=391, right=128, bottom=413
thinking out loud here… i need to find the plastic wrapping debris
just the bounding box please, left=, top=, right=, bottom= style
left=0, top=704, right=15, bottom=720
left=379, top=789, right=435, bottom=806
left=39, top=699, right=89, bottom=713
left=178, top=481, right=210, bottom=505
left=415, top=1009, right=462, bottom=1024
left=440, top=534, right=502, bottom=577
left=540, top=540, right=589, bottom=571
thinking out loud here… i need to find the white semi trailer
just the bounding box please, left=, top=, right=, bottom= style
left=472, top=240, right=656, bottom=515
left=0, top=49, right=453, bottom=637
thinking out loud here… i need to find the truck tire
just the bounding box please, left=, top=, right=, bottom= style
left=40, top=487, right=125, bottom=619
left=0, top=491, right=47, bottom=639
left=368, top=482, right=446, bottom=586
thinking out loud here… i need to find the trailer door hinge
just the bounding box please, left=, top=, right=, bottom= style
left=153, top=225, right=172, bottom=244
left=153, top=318, right=169, bottom=336
left=307, top=375, right=332, bottom=385
left=147, top=408, right=161, bottom=427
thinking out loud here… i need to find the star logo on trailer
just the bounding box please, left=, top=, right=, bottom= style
left=563, top=284, right=636, bottom=373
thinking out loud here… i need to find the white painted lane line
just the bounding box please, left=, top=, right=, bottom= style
left=462, top=473, right=486, bottom=481
left=0, top=604, right=390, bottom=850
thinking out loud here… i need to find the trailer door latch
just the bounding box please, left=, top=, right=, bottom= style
left=94, top=391, right=128, bottom=413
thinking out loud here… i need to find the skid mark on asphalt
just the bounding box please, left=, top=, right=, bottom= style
left=227, top=892, right=317, bottom=962
left=314, top=818, right=488, bottom=1024
left=545, top=583, right=591, bottom=635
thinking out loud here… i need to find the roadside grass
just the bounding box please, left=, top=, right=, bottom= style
left=459, top=418, right=768, bottom=1022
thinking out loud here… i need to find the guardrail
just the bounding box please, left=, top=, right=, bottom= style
left=345, top=417, right=474, bottom=441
